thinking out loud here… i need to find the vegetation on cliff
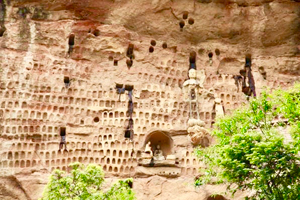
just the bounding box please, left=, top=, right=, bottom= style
left=196, top=84, right=300, bottom=200
left=40, top=162, right=135, bottom=200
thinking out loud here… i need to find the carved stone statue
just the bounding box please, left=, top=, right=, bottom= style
left=187, top=118, right=211, bottom=147
left=144, top=141, right=153, bottom=156
left=183, top=69, right=206, bottom=119
left=213, top=98, right=225, bottom=117
left=153, top=145, right=165, bottom=161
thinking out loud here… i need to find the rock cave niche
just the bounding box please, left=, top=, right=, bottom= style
left=144, top=130, right=173, bottom=158
left=136, top=130, right=181, bottom=177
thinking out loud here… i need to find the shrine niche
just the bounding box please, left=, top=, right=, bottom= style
left=138, top=130, right=178, bottom=168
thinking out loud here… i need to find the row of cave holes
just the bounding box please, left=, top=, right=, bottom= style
left=189, top=48, right=221, bottom=68
left=149, top=40, right=168, bottom=53
left=106, top=40, right=169, bottom=68
left=179, top=11, right=194, bottom=30
left=67, top=30, right=100, bottom=54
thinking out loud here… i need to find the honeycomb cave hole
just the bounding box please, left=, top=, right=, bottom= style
left=182, top=11, right=188, bottom=19
left=149, top=46, right=154, bottom=53
left=245, top=54, right=252, bottom=66
left=188, top=18, right=194, bottom=25
left=108, top=55, right=114, bottom=61
left=126, top=43, right=134, bottom=59
left=215, top=48, right=220, bottom=56
left=126, top=59, right=133, bottom=68
left=68, top=34, right=75, bottom=46
left=162, top=42, right=168, bottom=49
left=64, top=76, right=70, bottom=87
left=150, top=40, right=156, bottom=46
left=179, top=20, right=185, bottom=29
left=93, top=29, right=100, bottom=36
left=189, top=51, right=197, bottom=69
left=114, top=60, right=118, bottom=66
left=94, top=117, right=99, bottom=123
left=60, top=127, right=66, bottom=136
left=208, top=52, right=213, bottom=58
left=144, top=131, right=173, bottom=157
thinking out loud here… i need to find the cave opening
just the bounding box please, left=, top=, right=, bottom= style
left=114, top=60, right=118, bottom=66
left=183, top=11, right=188, bottom=19
left=179, top=20, right=185, bottom=29
left=149, top=46, right=154, bottom=53
left=68, top=34, right=75, bottom=46
left=162, top=42, right=167, bottom=49
left=189, top=51, right=197, bottom=69
left=188, top=18, right=194, bottom=25
left=64, top=76, right=70, bottom=88
left=93, top=29, right=100, bottom=36
left=126, top=43, right=134, bottom=59
left=150, top=40, right=156, bottom=46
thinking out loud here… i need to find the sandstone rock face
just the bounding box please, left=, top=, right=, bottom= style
left=0, top=0, right=299, bottom=199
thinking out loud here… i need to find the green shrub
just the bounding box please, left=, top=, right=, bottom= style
left=195, top=84, right=300, bottom=200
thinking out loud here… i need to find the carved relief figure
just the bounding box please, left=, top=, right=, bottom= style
left=183, top=69, right=206, bottom=119
left=187, top=119, right=210, bottom=147
left=153, top=145, right=165, bottom=161
left=213, top=98, right=225, bottom=118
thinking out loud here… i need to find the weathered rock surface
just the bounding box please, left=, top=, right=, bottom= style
left=0, top=0, right=299, bottom=199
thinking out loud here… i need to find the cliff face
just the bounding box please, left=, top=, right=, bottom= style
left=0, top=0, right=299, bottom=199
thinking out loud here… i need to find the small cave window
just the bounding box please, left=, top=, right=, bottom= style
left=93, top=29, right=100, bottom=36
left=116, top=84, right=125, bottom=94
left=182, top=11, right=188, bottom=19
left=64, top=76, right=70, bottom=88
left=149, top=46, right=154, bottom=53
left=126, top=43, right=134, bottom=59
left=94, top=117, right=99, bottom=123
left=215, top=48, right=220, bottom=56
left=162, top=42, right=167, bottom=49
left=114, top=60, right=118, bottom=66
left=179, top=20, right=185, bottom=29
left=208, top=52, right=213, bottom=58
left=189, top=51, right=197, bottom=69
left=59, top=127, right=67, bottom=151
left=245, top=54, right=252, bottom=66
left=68, top=34, right=75, bottom=54
left=188, top=18, right=194, bottom=25
left=126, top=59, right=133, bottom=68
left=124, top=119, right=134, bottom=139
left=108, top=55, right=114, bottom=61
left=150, top=40, right=156, bottom=46
left=68, top=34, right=75, bottom=46
left=60, top=127, right=66, bottom=136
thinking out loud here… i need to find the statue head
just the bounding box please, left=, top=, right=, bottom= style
left=188, top=69, right=197, bottom=79
left=215, top=98, right=221, bottom=104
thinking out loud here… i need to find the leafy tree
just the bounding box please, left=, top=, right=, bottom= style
left=40, top=162, right=135, bottom=200
left=195, top=84, right=300, bottom=200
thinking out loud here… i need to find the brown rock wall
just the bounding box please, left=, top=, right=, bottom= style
left=0, top=0, right=299, bottom=199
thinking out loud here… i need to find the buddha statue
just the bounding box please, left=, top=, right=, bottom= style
left=153, top=145, right=165, bottom=161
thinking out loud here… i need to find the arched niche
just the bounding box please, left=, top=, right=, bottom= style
left=143, top=130, right=173, bottom=157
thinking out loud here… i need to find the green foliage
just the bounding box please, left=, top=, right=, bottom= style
left=195, top=84, right=300, bottom=200
left=40, top=162, right=135, bottom=200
